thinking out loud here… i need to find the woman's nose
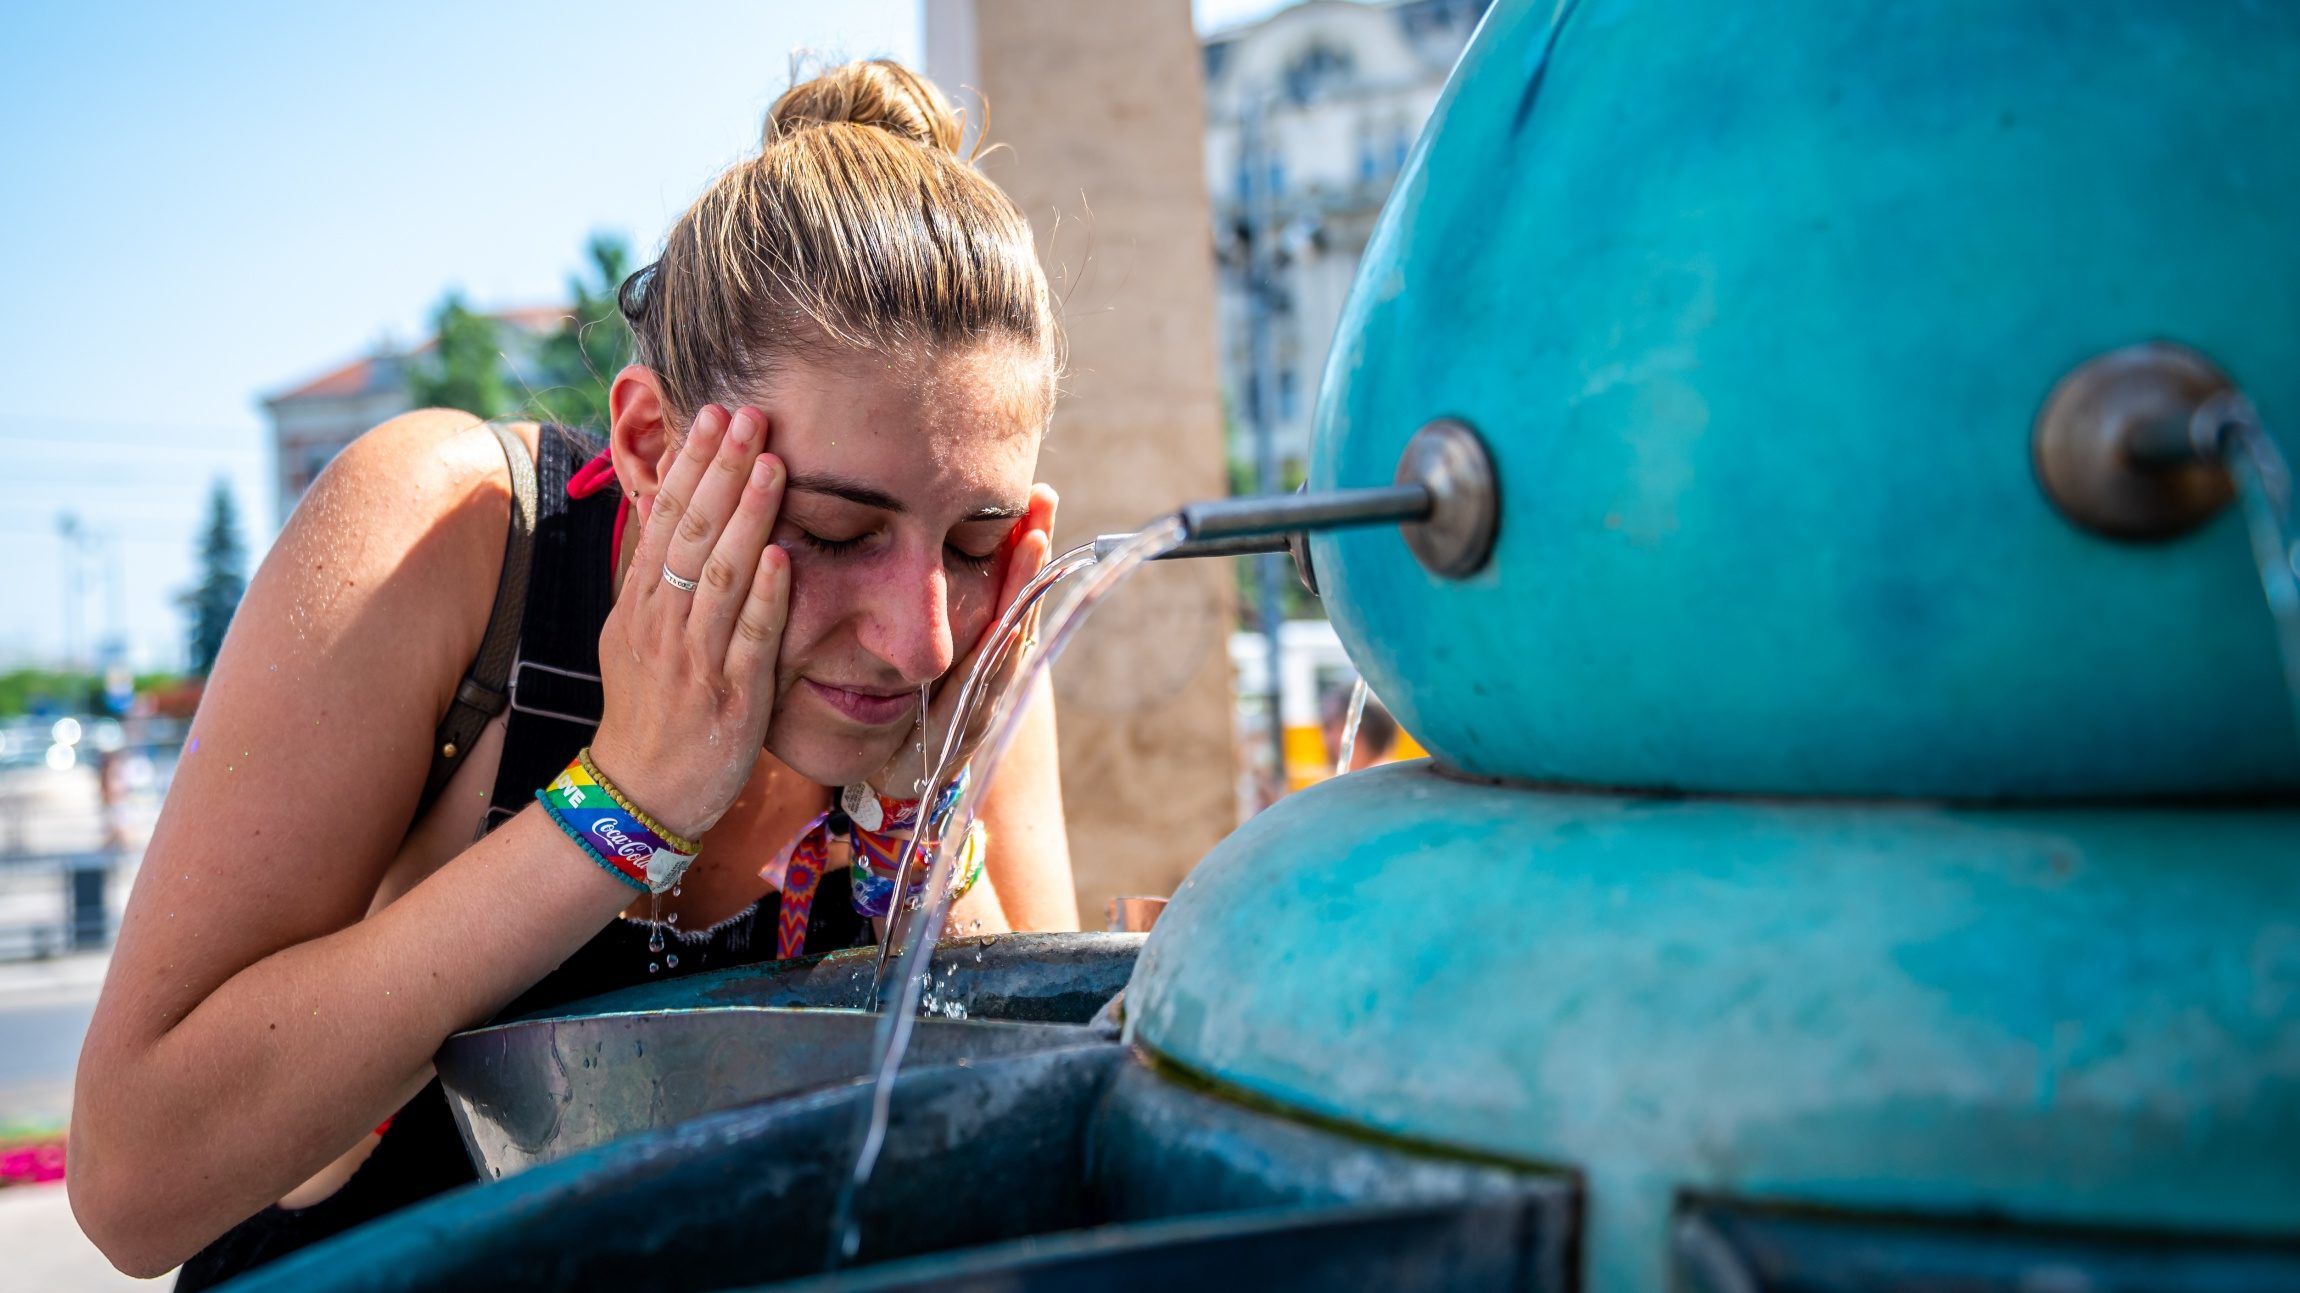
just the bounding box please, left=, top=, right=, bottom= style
left=856, top=550, right=955, bottom=685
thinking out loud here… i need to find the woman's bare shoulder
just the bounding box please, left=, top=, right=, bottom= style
left=269, top=410, right=539, bottom=698
left=86, top=410, right=546, bottom=1051
left=313, top=409, right=534, bottom=537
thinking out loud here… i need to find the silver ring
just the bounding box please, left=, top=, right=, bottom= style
left=660, top=563, right=700, bottom=593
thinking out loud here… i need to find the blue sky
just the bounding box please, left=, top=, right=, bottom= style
left=2, top=0, right=1291, bottom=671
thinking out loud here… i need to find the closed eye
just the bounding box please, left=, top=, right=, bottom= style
left=793, top=531, right=869, bottom=558
left=947, top=543, right=999, bottom=573
left=792, top=528, right=995, bottom=572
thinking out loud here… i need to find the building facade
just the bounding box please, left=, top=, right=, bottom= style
left=261, top=306, right=567, bottom=526
left=1203, top=0, right=1488, bottom=472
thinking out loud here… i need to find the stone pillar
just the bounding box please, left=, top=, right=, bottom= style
left=926, top=0, right=1239, bottom=926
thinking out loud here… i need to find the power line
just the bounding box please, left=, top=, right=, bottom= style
left=0, top=412, right=261, bottom=439
left=10, top=437, right=265, bottom=459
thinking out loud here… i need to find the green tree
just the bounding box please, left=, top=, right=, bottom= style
left=0, top=668, right=94, bottom=717
left=184, top=479, right=248, bottom=676
left=528, top=233, right=635, bottom=431
left=407, top=290, right=510, bottom=417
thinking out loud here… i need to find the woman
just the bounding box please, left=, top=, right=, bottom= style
left=68, top=59, right=1078, bottom=1284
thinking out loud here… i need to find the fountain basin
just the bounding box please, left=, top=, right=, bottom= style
left=439, top=932, right=1140, bottom=1176
left=219, top=1046, right=1574, bottom=1292
left=507, top=931, right=1142, bottom=1023
left=442, top=1008, right=1099, bottom=1179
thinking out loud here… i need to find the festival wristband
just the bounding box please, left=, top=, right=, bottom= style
left=537, top=750, right=700, bottom=895
left=573, top=749, right=701, bottom=850
left=946, top=822, right=987, bottom=904
left=851, top=818, right=987, bottom=917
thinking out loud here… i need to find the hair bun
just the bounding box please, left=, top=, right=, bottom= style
left=766, top=59, right=964, bottom=155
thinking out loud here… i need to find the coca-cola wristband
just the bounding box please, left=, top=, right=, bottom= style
left=536, top=748, right=701, bottom=895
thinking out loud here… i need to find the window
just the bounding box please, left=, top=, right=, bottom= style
left=1283, top=41, right=1356, bottom=104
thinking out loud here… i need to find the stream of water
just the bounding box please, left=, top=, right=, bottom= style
left=1334, top=677, right=1370, bottom=776
left=826, top=519, right=1187, bottom=1265
left=2218, top=399, right=2300, bottom=742
left=871, top=539, right=1103, bottom=985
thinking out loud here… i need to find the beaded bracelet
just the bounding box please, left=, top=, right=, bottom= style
left=537, top=748, right=700, bottom=895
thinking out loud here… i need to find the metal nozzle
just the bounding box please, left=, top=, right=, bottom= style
left=1092, top=531, right=1296, bottom=563
left=1176, top=484, right=1433, bottom=543
left=1095, top=419, right=1500, bottom=584
left=2034, top=342, right=2246, bottom=540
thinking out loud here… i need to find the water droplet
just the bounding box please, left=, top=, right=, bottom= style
left=671, top=884, right=683, bottom=897
left=666, top=912, right=679, bottom=924
left=648, top=926, right=665, bottom=955
left=665, top=953, right=680, bottom=968
left=648, top=961, right=661, bottom=973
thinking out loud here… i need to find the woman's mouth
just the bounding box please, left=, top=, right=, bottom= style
left=803, top=679, right=916, bottom=727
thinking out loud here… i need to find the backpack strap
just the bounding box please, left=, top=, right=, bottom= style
left=415, top=422, right=537, bottom=819
left=484, top=426, right=621, bottom=836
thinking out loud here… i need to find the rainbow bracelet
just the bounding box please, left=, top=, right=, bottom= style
left=851, top=818, right=987, bottom=918
left=537, top=749, right=700, bottom=895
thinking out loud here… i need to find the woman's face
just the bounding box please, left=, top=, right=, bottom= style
left=749, top=345, right=1048, bottom=787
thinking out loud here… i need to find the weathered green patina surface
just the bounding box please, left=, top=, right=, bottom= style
left=1128, top=761, right=2300, bottom=1289
left=1311, top=0, right=2300, bottom=797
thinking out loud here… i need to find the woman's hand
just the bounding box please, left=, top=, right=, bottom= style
left=589, top=404, right=790, bottom=838
left=874, top=484, right=1059, bottom=797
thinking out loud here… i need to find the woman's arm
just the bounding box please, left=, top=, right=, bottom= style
left=69, top=405, right=792, bottom=1274
left=65, top=413, right=624, bottom=1273
left=968, top=676, right=1077, bottom=931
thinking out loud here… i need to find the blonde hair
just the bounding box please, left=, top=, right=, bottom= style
left=619, top=60, right=1060, bottom=423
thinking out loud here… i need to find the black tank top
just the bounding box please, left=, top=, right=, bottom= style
left=174, top=427, right=868, bottom=1290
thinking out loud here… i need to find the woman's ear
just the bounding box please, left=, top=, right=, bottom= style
left=608, top=365, right=679, bottom=504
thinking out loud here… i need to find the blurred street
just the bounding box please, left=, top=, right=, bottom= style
left=0, top=953, right=148, bottom=1290
left=0, top=951, right=107, bottom=1131
left=0, top=726, right=159, bottom=957
left=0, top=732, right=170, bottom=1288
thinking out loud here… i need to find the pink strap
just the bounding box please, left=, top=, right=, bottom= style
left=566, top=448, right=631, bottom=571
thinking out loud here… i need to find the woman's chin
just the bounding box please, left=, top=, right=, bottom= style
left=765, top=724, right=901, bottom=793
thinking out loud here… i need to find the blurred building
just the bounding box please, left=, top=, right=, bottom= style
left=928, top=0, right=1244, bottom=920
left=1203, top=0, right=1488, bottom=472
left=261, top=306, right=567, bottom=525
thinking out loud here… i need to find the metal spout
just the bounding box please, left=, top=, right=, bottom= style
left=1176, top=483, right=1432, bottom=544
left=1093, top=531, right=1295, bottom=563
left=1093, top=418, right=1499, bottom=583
left=2034, top=342, right=2255, bottom=540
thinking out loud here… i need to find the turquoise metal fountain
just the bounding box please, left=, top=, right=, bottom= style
left=1132, top=0, right=2300, bottom=1286
left=219, top=2, right=2300, bottom=1289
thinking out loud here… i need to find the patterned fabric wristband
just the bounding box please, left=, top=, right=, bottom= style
left=573, top=748, right=700, bottom=852
left=537, top=749, right=700, bottom=895
left=854, top=818, right=988, bottom=917
left=945, top=821, right=988, bottom=904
